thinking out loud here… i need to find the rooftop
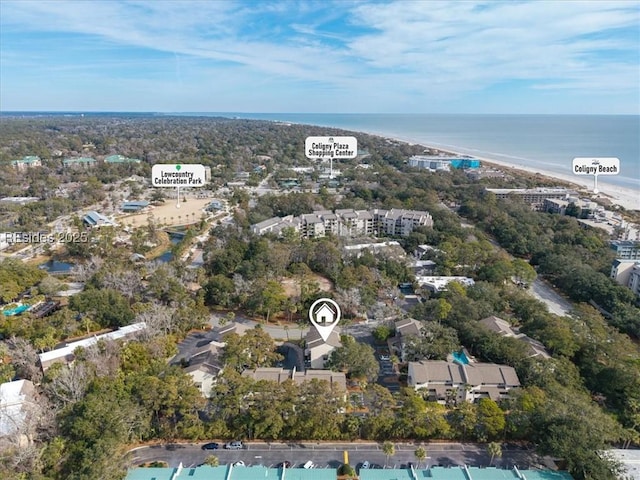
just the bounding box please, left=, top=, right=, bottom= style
left=0, top=379, right=35, bottom=436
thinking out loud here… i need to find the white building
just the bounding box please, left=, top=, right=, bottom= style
left=408, top=360, right=520, bottom=403
left=408, top=156, right=451, bottom=172
left=38, top=322, right=147, bottom=371
left=305, top=326, right=341, bottom=369
left=415, top=276, right=475, bottom=292
left=0, top=380, right=36, bottom=438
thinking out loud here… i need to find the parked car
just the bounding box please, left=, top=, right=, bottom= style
left=224, top=441, right=244, bottom=450
left=303, top=460, right=314, bottom=469
left=379, top=354, right=390, bottom=361
left=278, top=461, right=292, bottom=468
left=361, top=461, right=370, bottom=469
left=201, top=442, right=219, bottom=450
left=233, top=461, right=245, bottom=467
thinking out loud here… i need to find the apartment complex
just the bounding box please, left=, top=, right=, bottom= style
left=485, top=187, right=576, bottom=211
left=610, top=240, right=640, bottom=260
left=11, top=156, right=42, bottom=170
left=251, top=208, right=433, bottom=238
left=241, top=367, right=346, bottom=392
left=408, top=360, right=520, bottom=403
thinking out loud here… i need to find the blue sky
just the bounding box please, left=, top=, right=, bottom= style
left=1, top=0, right=638, bottom=114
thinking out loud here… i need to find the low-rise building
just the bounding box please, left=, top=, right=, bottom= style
left=11, top=156, right=42, bottom=170
left=251, top=208, right=432, bottom=239
left=627, top=263, right=640, bottom=299
left=479, top=316, right=550, bottom=359
left=241, top=367, right=347, bottom=393
left=38, top=322, right=146, bottom=371
left=104, top=154, right=141, bottom=164
left=391, top=318, right=423, bottom=361
left=416, top=276, right=475, bottom=292
left=0, top=196, right=40, bottom=205
left=0, top=379, right=36, bottom=438
left=83, top=211, right=116, bottom=227
left=485, top=187, right=576, bottom=211
left=408, top=360, right=520, bottom=403
left=63, top=157, right=96, bottom=168
left=610, top=240, right=640, bottom=260
left=305, top=326, right=341, bottom=369
left=182, top=341, right=224, bottom=398
left=408, top=155, right=451, bottom=172
left=121, top=200, right=150, bottom=212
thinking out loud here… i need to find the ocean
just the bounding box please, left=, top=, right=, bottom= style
left=215, top=113, right=640, bottom=191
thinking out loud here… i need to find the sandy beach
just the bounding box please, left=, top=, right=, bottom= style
left=374, top=132, right=640, bottom=211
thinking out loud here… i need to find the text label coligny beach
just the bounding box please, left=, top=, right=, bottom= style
left=572, top=157, right=620, bottom=176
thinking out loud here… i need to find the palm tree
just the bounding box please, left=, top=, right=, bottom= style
left=204, top=455, right=219, bottom=466
left=382, top=441, right=395, bottom=468
left=414, top=446, right=427, bottom=468
left=487, top=442, right=502, bottom=466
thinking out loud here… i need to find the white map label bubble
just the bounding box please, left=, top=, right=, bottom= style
left=308, top=298, right=341, bottom=342
left=572, top=157, right=619, bottom=194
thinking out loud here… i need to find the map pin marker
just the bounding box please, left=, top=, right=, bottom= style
left=309, top=298, right=341, bottom=342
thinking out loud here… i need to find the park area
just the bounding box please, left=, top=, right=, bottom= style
left=118, top=197, right=214, bottom=227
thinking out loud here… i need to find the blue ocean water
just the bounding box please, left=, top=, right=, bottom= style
left=214, top=113, right=639, bottom=191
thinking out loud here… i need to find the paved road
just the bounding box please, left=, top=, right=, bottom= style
left=529, top=278, right=572, bottom=316
left=127, top=442, right=539, bottom=470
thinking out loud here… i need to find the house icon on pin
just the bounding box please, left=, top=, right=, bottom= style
left=315, top=303, right=336, bottom=325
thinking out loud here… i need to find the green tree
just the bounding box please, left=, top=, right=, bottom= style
left=414, top=446, right=427, bottom=468
left=487, top=442, right=502, bottom=466
left=222, top=327, right=283, bottom=372
left=204, top=455, right=219, bottom=466
left=476, top=398, right=506, bottom=441
left=372, top=325, right=393, bottom=343
left=382, top=441, right=395, bottom=468
left=327, top=335, right=379, bottom=381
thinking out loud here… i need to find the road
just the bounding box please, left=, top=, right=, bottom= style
left=127, top=442, right=539, bottom=470
left=529, top=278, right=572, bottom=316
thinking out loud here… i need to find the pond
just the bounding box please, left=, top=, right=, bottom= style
left=38, top=260, right=75, bottom=274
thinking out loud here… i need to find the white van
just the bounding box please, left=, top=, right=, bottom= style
left=303, top=461, right=314, bottom=469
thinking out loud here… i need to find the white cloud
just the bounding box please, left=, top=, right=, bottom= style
left=1, top=0, right=638, bottom=112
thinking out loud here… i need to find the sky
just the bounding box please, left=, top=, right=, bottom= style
left=0, top=0, right=639, bottom=114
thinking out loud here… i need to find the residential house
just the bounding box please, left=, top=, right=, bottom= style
left=241, top=367, right=346, bottom=399
left=305, top=326, right=341, bottom=369
left=63, top=157, right=96, bottom=168
left=478, top=316, right=550, bottom=359
left=416, top=276, right=475, bottom=292
left=390, top=318, right=423, bottom=361
left=182, top=341, right=224, bottom=398
left=408, top=360, right=520, bottom=403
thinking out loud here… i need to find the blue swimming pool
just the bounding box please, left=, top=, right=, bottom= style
left=2, top=304, right=30, bottom=316
left=452, top=351, right=470, bottom=365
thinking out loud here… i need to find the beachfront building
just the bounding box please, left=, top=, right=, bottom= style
left=251, top=208, right=433, bottom=239
left=408, top=360, right=520, bottom=403
left=104, top=154, right=141, bottom=164
left=485, top=187, right=576, bottom=211
left=409, top=155, right=480, bottom=171
left=543, top=197, right=598, bottom=217
left=610, top=240, right=640, bottom=260
left=626, top=263, right=640, bottom=299
left=11, top=156, right=42, bottom=170
left=63, top=157, right=96, bottom=168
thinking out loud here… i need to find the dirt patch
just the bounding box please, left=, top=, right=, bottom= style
left=119, top=197, right=213, bottom=228
left=281, top=274, right=333, bottom=297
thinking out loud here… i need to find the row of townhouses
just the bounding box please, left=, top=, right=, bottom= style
left=251, top=208, right=433, bottom=238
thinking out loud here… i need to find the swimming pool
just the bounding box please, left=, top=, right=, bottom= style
left=2, top=304, right=30, bottom=316
left=452, top=351, right=470, bottom=365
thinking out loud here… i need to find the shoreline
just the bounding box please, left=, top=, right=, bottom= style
left=360, top=130, right=640, bottom=211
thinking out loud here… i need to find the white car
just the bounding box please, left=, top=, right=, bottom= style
left=379, top=354, right=390, bottom=361
left=361, top=461, right=370, bottom=469
left=303, top=460, right=314, bottom=469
